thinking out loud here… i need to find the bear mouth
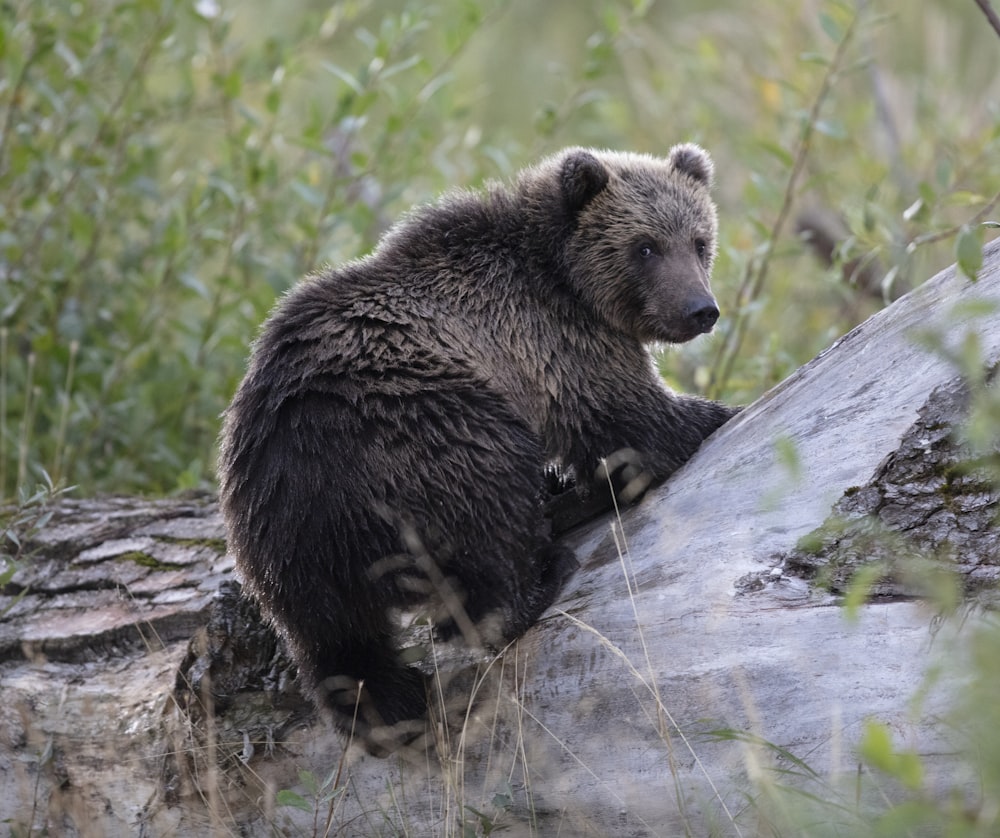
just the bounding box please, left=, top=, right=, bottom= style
left=644, top=320, right=715, bottom=345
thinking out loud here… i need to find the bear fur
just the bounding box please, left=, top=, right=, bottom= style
left=218, top=144, right=739, bottom=749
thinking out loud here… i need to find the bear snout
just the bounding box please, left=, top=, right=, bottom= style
left=685, top=298, right=720, bottom=334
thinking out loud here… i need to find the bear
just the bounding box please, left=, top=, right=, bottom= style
left=218, top=144, right=739, bottom=751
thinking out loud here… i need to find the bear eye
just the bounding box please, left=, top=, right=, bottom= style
left=637, top=242, right=656, bottom=259
left=695, top=238, right=709, bottom=260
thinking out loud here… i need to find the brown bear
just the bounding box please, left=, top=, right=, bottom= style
left=218, top=144, right=739, bottom=749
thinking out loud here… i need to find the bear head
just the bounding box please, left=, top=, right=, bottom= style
left=556, top=144, right=721, bottom=345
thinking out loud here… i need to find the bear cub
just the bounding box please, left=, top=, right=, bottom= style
left=219, top=144, right=739, bottom=750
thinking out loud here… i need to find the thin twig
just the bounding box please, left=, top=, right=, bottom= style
left=974, top=0, right=1000, bottom=39
left=0, top=30, right=42, bottom=180
left=19, top=11, right=171, bottom=263
left=907, top=186, right=1000, bottom=248
left=708, top=10, right=861, bottom=399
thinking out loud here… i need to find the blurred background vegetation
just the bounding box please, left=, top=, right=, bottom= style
left=1, top=0, right=998, bottom=500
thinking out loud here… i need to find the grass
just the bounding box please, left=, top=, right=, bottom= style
left=4, top=478, right=1000, bottom=836
left=243, top=528, right=1000, bottom=838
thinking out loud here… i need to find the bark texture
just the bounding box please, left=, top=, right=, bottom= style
left=2, top=240, right=999, bottom=837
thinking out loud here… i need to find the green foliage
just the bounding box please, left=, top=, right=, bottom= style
left=858, top=720, right=924, bottom=792
left=704, top=621, right=1000, bottom=837
left=462, top=781, right=515, bottom=836
left=852, top=620, right=1000, bottom=838
left=1, top=0, right=998, bottom=500
left=840, top=561, right=890, bottom=621
left=275, top=767, right=347, bottom=835
left=957, top=224, right=985, bottom=281
left=0, top=0, right=502, bottom=499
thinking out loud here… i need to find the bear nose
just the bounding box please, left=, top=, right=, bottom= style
left=686, top=300, right=719, bottom=334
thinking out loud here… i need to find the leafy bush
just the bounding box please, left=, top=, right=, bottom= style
left=0, top=0, right=501, bottom=497
left=1, top=0, right=997, bottom=501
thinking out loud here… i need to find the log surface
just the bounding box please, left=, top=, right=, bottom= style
left=2, top=241, right=999, bottom=836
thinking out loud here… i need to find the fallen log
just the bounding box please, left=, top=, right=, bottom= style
left=1, top=239, right=998, bottom=836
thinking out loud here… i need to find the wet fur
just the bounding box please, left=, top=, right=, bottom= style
left=219, top=145, right=738, bottom=747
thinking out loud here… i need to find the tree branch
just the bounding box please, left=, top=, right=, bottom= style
left=975, top=0, right=1000, bottom=40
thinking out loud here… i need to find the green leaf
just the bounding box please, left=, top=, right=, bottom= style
left=859, top=720, right=893, bottom=770
left=842, top=562, right=887, bottom=621
left=602, top=5, right=622, bottom=37
left=290, top=180, right=324, bottom=208
left=798, top=51, right=831, bottom=65
left=222, top=69, right=241, bottom=99
left=819, top=12, right=842, bottom=42
left=872, top=800, right=943, bottom=836
left=935, top=157, right=954, bottom=189
left=956, top=224, right=983, bottom=281
left=381, top=53, right=421, bottom=80
left=275, top=789, right=312, bottom=812
left=322, top=61, right=364, bottom=94
left=774, top=435, right=801, bottom=481
left=814, top=118, right=846, bottom=140
left=859, top=720, right=924, bottom=791
left=265, top=86, right=281, bottom=115
left=947, top=190, right=986, bottom=207
left=757, top=140, right=793, bottom=168
left=299, top=768, right=319, bottom=797
left=321, top=766, right=340, bottom=792
left=917, top=181, right=936, bottom=205
left=30, top=23, right=57, bottom=56
left=0, top=559, right=17, bottom=585
left=894, top=750, right=925, bottom=791
left=880, top=264, right=901, bottom=299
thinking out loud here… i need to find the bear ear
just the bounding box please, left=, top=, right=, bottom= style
left=668, top=143, right=714, bottom=188
left=560, top=149, right=610, bottom=212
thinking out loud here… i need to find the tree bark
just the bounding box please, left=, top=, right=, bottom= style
left=2, top=240, right=999, bottom=837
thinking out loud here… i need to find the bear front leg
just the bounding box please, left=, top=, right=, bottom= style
left=595, top=386, right=737, bottom=484
left=547, top=386, right=739, bottom=534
